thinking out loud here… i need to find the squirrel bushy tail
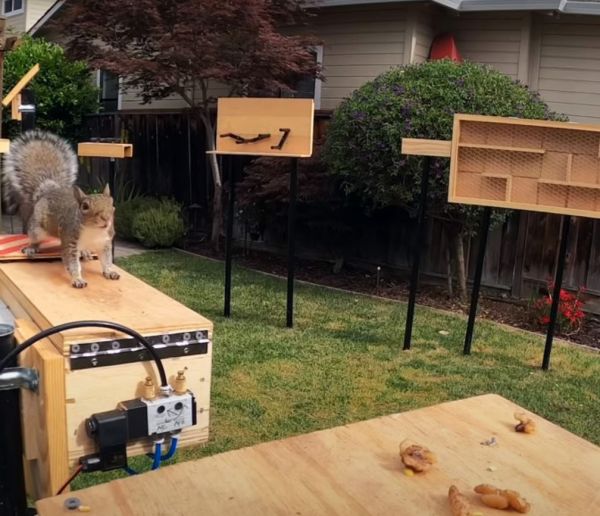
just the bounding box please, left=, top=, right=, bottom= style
left=3, top=129, right=78, bottom=208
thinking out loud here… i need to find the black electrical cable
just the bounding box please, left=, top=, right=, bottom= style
left=0, top=320, right=168, bottom=387
left=56, top=464, right=83, bottom=495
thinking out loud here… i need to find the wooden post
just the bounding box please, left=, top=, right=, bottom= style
left=0, top=18, right=6, bottom=231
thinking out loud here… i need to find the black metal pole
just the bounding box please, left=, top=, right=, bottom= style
left=463, top=207, right=492, bottom=355
left=403, top=157, right=431, bottom=350
left=224, top=156, right=235, bottom=318
left=542, top=215, right=571, bottom=370
left=286, top=158, right=299, bottom=328
left=20, top=88, right=35, bottom=131
left=0, top=323, right=28, bottom=516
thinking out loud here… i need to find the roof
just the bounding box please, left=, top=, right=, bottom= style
left=27, top=0, right=65, bottom=36
left=318, top=0, right=600, bottom=15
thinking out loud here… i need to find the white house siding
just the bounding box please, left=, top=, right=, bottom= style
left=535, top=15, right=600, bottom=124
left=436, top=12, right=525, bottom=80
left=414, top=10, right=434, bottom=63
left=120, top=81, right=229, bottom=111
left=5, top=12, right=26, bottom=34
left=310, top=5, right=408, bottom=110
left=25, top=0, right=54, bottom=31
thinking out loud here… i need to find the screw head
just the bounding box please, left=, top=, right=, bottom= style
left=64, top=497, right=81, bottom=510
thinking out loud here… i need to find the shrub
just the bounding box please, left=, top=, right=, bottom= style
left=531, top=282, right=586, bottom=334
left=3, top=36, right=99, bottom=141
left=131, top=199, right=185, bottom=248
left=323, top=59, right=566, bottom=298
left=323, top=59, right=566, bottom=223
left=115, top=197, right=161, bottom=241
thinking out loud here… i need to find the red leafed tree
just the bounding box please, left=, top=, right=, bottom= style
left=55, top=0, right=320, bottom=249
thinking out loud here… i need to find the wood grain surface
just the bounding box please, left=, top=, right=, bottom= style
left=36, top=394, right=600, bottom=515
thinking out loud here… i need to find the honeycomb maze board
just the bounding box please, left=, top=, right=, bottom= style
left=213, top=97, right=314, bottom=158
left=449, top=114, right=600, bottom=218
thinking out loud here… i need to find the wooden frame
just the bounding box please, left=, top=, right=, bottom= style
left=403, top=114, right=600, bottom=219
left=2, top=63, right=40, bottom=121
left=77, top=143, right=133, bottom=159
left=212, top=98, right=314, bottom=158
left=449, top=114, right=600, bottom=218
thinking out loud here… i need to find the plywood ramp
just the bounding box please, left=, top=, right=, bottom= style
left=36, top=394, right=600, bottom=516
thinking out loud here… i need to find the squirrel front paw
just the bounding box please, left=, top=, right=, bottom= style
left=22, top=246, right=38, bottom=258
left=79, top=250, right=94, bottom=261
left=72, top=278, right=88, bottom=288
left=103, top=270, right=120, bottom=280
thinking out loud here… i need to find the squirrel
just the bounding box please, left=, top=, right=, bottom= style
left=2, top=129, right=120, bottom=288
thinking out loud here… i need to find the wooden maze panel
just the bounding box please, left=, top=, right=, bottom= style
left=449, top=115, right=600, bottom=218
left=214, top=98, right=314, bottom=158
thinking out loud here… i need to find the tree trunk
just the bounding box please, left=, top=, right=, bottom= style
left=453, top=230, right=467, bottom=301
left=201, top=113, right=223, bottom=252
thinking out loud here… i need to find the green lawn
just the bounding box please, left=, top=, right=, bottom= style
left=74, top=250, right=599, bottom=489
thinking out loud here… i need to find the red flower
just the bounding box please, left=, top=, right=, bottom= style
left=559, top=290, right=572, bottom=301
left=540, top=315, right=551, bottom=325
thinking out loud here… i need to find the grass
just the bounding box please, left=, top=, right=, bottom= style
left=73, top=250, right=600, bottom=489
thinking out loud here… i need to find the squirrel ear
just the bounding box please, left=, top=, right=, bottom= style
left=103, top=184, right=111, bottom=197
left=73, top=186, right=86, bottom=203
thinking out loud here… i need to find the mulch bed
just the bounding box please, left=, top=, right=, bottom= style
left=183, top=243, right=600, bottom=350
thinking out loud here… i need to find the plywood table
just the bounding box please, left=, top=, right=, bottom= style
left=36, top=394, right=600, bottom=515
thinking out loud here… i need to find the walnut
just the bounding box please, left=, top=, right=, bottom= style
left=514, top=412, right=536, bottom=434
left=474, top=484, right=531, bottom=513
left=448, top=485, right=474, bottom=516
left=399, top=442, right=437, bottom=472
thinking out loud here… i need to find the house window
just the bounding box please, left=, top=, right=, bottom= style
left=282, top=46, right=322, bottom=109
left=98, top=70, right=120, bottom=112
left=3, top=0, right=24, bottom=15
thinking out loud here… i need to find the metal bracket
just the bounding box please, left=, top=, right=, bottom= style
left=0, top=367, right=39, bottom=392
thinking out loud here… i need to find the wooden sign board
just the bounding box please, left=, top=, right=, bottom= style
left=449, top=114, right=600, bottom=218
left=78, top=142, right=133, bottom=159
left=213, top=98, right=314, bottom=158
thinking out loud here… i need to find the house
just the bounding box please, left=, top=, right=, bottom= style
left=2, top=0, right=55, bottom=34
left=25, top=0, right=600, bottom=123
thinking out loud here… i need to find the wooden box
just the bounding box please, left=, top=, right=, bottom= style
left=0, top=260, right=213, bottom=499
left=449, top=114, right=600, bottom=218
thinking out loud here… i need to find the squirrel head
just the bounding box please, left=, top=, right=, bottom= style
left=74, top=184, right=115, bottom=229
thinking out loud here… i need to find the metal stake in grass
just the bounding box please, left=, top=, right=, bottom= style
left=403, top=157, right=431, bottom=351
left=542, top=215, right=571, bottom=370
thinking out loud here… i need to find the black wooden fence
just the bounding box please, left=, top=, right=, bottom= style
left=82, top=111, right=600, bottom=305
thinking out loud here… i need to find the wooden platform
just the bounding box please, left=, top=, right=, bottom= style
left=0, top=260, right=213, bottom=500
left=0, top=260, right=212, bottom=354
left=36, top=394, right=600, bottom=515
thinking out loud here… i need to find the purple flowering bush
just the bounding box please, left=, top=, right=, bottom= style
left=323, top=60, right=565, bottom=225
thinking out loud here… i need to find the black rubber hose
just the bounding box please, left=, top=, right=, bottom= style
left=0, top=320, right=168, bottom=387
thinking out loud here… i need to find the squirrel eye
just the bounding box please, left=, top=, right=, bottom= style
left=81, top=202, right=90, bottom=211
